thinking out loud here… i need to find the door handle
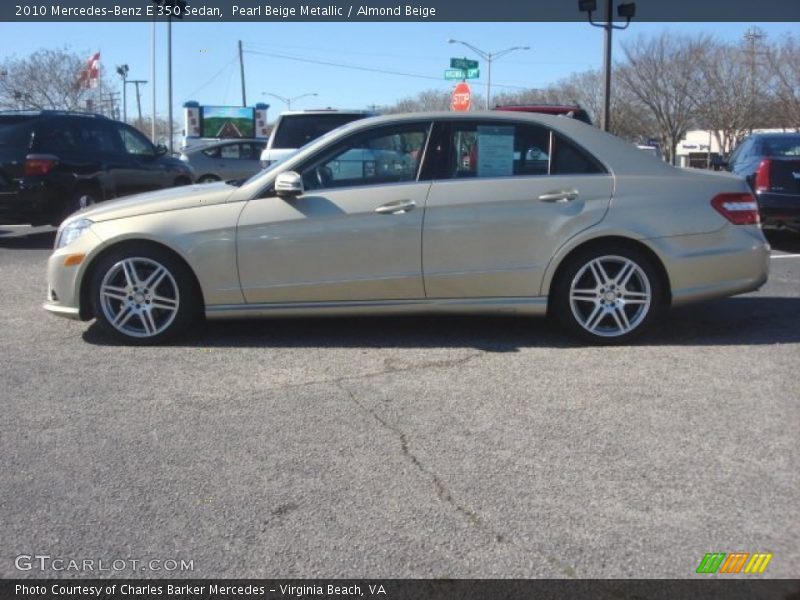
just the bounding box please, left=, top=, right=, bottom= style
left=375, top=199, right=416, bottom=214
left=538, top=189, right=579, bottom=203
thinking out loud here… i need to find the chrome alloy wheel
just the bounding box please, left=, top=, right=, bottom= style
left=568, top=255, right=652, bottom=338
left=98, top=257, right=180, bottom=338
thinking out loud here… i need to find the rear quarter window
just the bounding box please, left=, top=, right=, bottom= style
left=0, top=118, right=35, bottom=150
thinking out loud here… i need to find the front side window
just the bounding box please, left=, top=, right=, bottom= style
left=299, top=123, right=430, bottom=191
left=445, top=121, right=604, bottom=179
left=117, top=125, right=154, bottom=156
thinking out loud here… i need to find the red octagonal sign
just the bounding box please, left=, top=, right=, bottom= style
left=451, top=82, right=471, bottom=112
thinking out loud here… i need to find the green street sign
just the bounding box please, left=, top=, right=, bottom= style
left=466, top=67, right=480, bottom=79
left=450, top=57, right=479, bottom=70
left=444, top=68, right=466, bottom=80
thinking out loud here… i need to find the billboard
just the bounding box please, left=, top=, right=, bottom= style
left=200, top=106, right=255, bottom=139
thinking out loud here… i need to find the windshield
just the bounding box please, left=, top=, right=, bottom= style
left=271, top=113, right=367, bottom=149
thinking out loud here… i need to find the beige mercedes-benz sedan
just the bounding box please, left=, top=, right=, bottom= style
left=44, top=112, right=769, bottom=344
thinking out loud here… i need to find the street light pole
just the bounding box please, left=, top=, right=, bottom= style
left=578, top=0, right=636, bottom=132
left=448, top=39, right=529, bottom=109
left=262, top=92, right=318, bottom=110
left=116, top=64, right=129, bottom=122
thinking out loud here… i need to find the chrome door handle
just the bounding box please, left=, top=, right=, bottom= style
left=538, top=189, right=579, bottom=203
left=375, top=200, right=416, bottom=214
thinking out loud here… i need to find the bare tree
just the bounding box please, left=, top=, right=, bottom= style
left=765, top=34, right=800, bottom=130
left=687, top=41, right=756, bottom=154
left=618, top=33, right=707, bottom=164
left=0, top=48, right=110, bottom=112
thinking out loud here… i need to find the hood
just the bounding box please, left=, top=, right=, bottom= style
left=73, top=182, right=237, bottom=223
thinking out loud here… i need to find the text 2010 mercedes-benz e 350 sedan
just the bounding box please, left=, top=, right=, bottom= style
left=44, top=112, right=769, bottom=344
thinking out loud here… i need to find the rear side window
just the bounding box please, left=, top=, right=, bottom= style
left=75, top=121, right=119, bottom=154
left=271, top=114, right=367, bottom=149
left=444, top=121, right=605, bottom=179
left=32, top=120, right=79, bottom=154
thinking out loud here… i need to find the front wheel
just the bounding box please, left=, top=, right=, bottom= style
left=90, top=245, right=199, bottom=344
left=552, top=246, right=664, bottom=344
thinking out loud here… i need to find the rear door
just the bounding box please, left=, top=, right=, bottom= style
left=422, top=119, right=613, bottom=298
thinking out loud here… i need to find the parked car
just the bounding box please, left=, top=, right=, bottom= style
left=180, top=139, right=266, bottom=183
left=259, top=109, right=375, bottom=168
left=0, top=110, right=194, bottom=226
left=493, top=104, right=592, bottom=125
left=724, top=132, right=800, bottom=232
left=44, top=111, right=768, bottom=345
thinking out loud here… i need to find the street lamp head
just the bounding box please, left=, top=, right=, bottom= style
left=578, top=0, right=596, bottom=13
left=617, top=2, right=636, bottom=18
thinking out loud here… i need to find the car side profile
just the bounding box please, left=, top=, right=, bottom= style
left=44, top=112, right=769, bottom=344
left=179, top=139, right=266, bottom=183
left=0, top=110, right=195, bottom=226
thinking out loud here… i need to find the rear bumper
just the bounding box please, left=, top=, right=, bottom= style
left=757, top=192, right=800, bottom=230
left=0, top=181, right=60, bottom=224
left=648, top=225, right=770, bottom=307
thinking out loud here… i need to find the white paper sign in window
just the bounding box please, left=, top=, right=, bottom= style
left=477, top=125, right=514, bottom=178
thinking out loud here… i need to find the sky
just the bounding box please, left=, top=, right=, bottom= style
left=0, top=21, right=796, bottom=121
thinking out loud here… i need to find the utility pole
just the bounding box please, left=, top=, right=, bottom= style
left=103, top=92, right=121, bottom=120
left=744, top=27, right=765, bottom=134
left=128, top=80, right=148, bottom=123
left=238, top=40, right=247, bottom=107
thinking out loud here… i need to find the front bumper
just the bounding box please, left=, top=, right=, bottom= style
left=42, top=227, right=104, bottom=321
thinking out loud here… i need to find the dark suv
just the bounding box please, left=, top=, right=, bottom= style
left=0, top=111, right=194, bottom=226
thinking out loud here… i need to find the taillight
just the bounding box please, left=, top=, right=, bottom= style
left=24, top=155, right=58, bottom=176
left=754, top=159, right=771, bottom=192
left=711, top=193, right=760, bottom=226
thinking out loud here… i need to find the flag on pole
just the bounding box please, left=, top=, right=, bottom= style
left=78, top=52, right=101, bottom=89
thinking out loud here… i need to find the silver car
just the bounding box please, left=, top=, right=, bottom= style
left=179, top=140, right=265, bottom=183
left=44, top=112, right=769, bottom=344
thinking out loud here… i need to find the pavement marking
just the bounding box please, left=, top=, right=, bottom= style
left=770, top=254, right=800, bottom=259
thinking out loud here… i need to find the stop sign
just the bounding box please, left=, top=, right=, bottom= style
left=451, top=82, right=471, bottom=112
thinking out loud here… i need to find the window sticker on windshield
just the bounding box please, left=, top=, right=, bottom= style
left=477, top=125, right=514, bottom=178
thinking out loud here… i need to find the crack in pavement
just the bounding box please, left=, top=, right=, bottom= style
left=335, top=381, right=578, bottom=578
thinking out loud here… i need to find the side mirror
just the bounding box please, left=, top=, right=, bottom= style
left=275, top=171, right=304, bottom=198
left=155, top=144, right=168, bottom=156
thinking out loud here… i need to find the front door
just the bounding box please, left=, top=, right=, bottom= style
left=237, top=122, right=432, bottom=304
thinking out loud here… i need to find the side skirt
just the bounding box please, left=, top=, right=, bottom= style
left=205, top=297, right=548, bottom=320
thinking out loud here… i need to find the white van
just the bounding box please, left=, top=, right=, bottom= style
left=259, top=109, right=376, bottom=168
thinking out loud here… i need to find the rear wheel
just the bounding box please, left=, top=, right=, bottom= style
left=553, top=245, right=664, bottom=344
left=90, top=245, right=199, bottom=344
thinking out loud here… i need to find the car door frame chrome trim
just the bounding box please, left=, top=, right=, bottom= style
left=205, top=296, right=548, bottom=319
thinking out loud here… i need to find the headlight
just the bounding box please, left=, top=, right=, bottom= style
left=56, top=218, right=93, bottom=249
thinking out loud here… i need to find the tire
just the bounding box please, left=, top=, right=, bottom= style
left=90, top=244, right=200, bottom=345
left=198, top=174, right=220, bottom=184
left=552, top=244, right=664, bottom=344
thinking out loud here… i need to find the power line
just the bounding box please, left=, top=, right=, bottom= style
left=182, top=53, right=238, bottom=101
left=243, top=47, right=533, bottom=91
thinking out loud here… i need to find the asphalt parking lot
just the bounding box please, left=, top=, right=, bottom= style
left=1, top=226, right=798, bottom=579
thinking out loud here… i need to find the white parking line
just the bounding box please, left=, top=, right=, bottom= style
left=770, top=254, right=800, bottom=258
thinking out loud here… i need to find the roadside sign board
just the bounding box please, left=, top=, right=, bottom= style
left=444, top=68, right=480, bottom=80
left=450, top=57, right=479, bottom=70
left=451, top=82, right=472, bottom=112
